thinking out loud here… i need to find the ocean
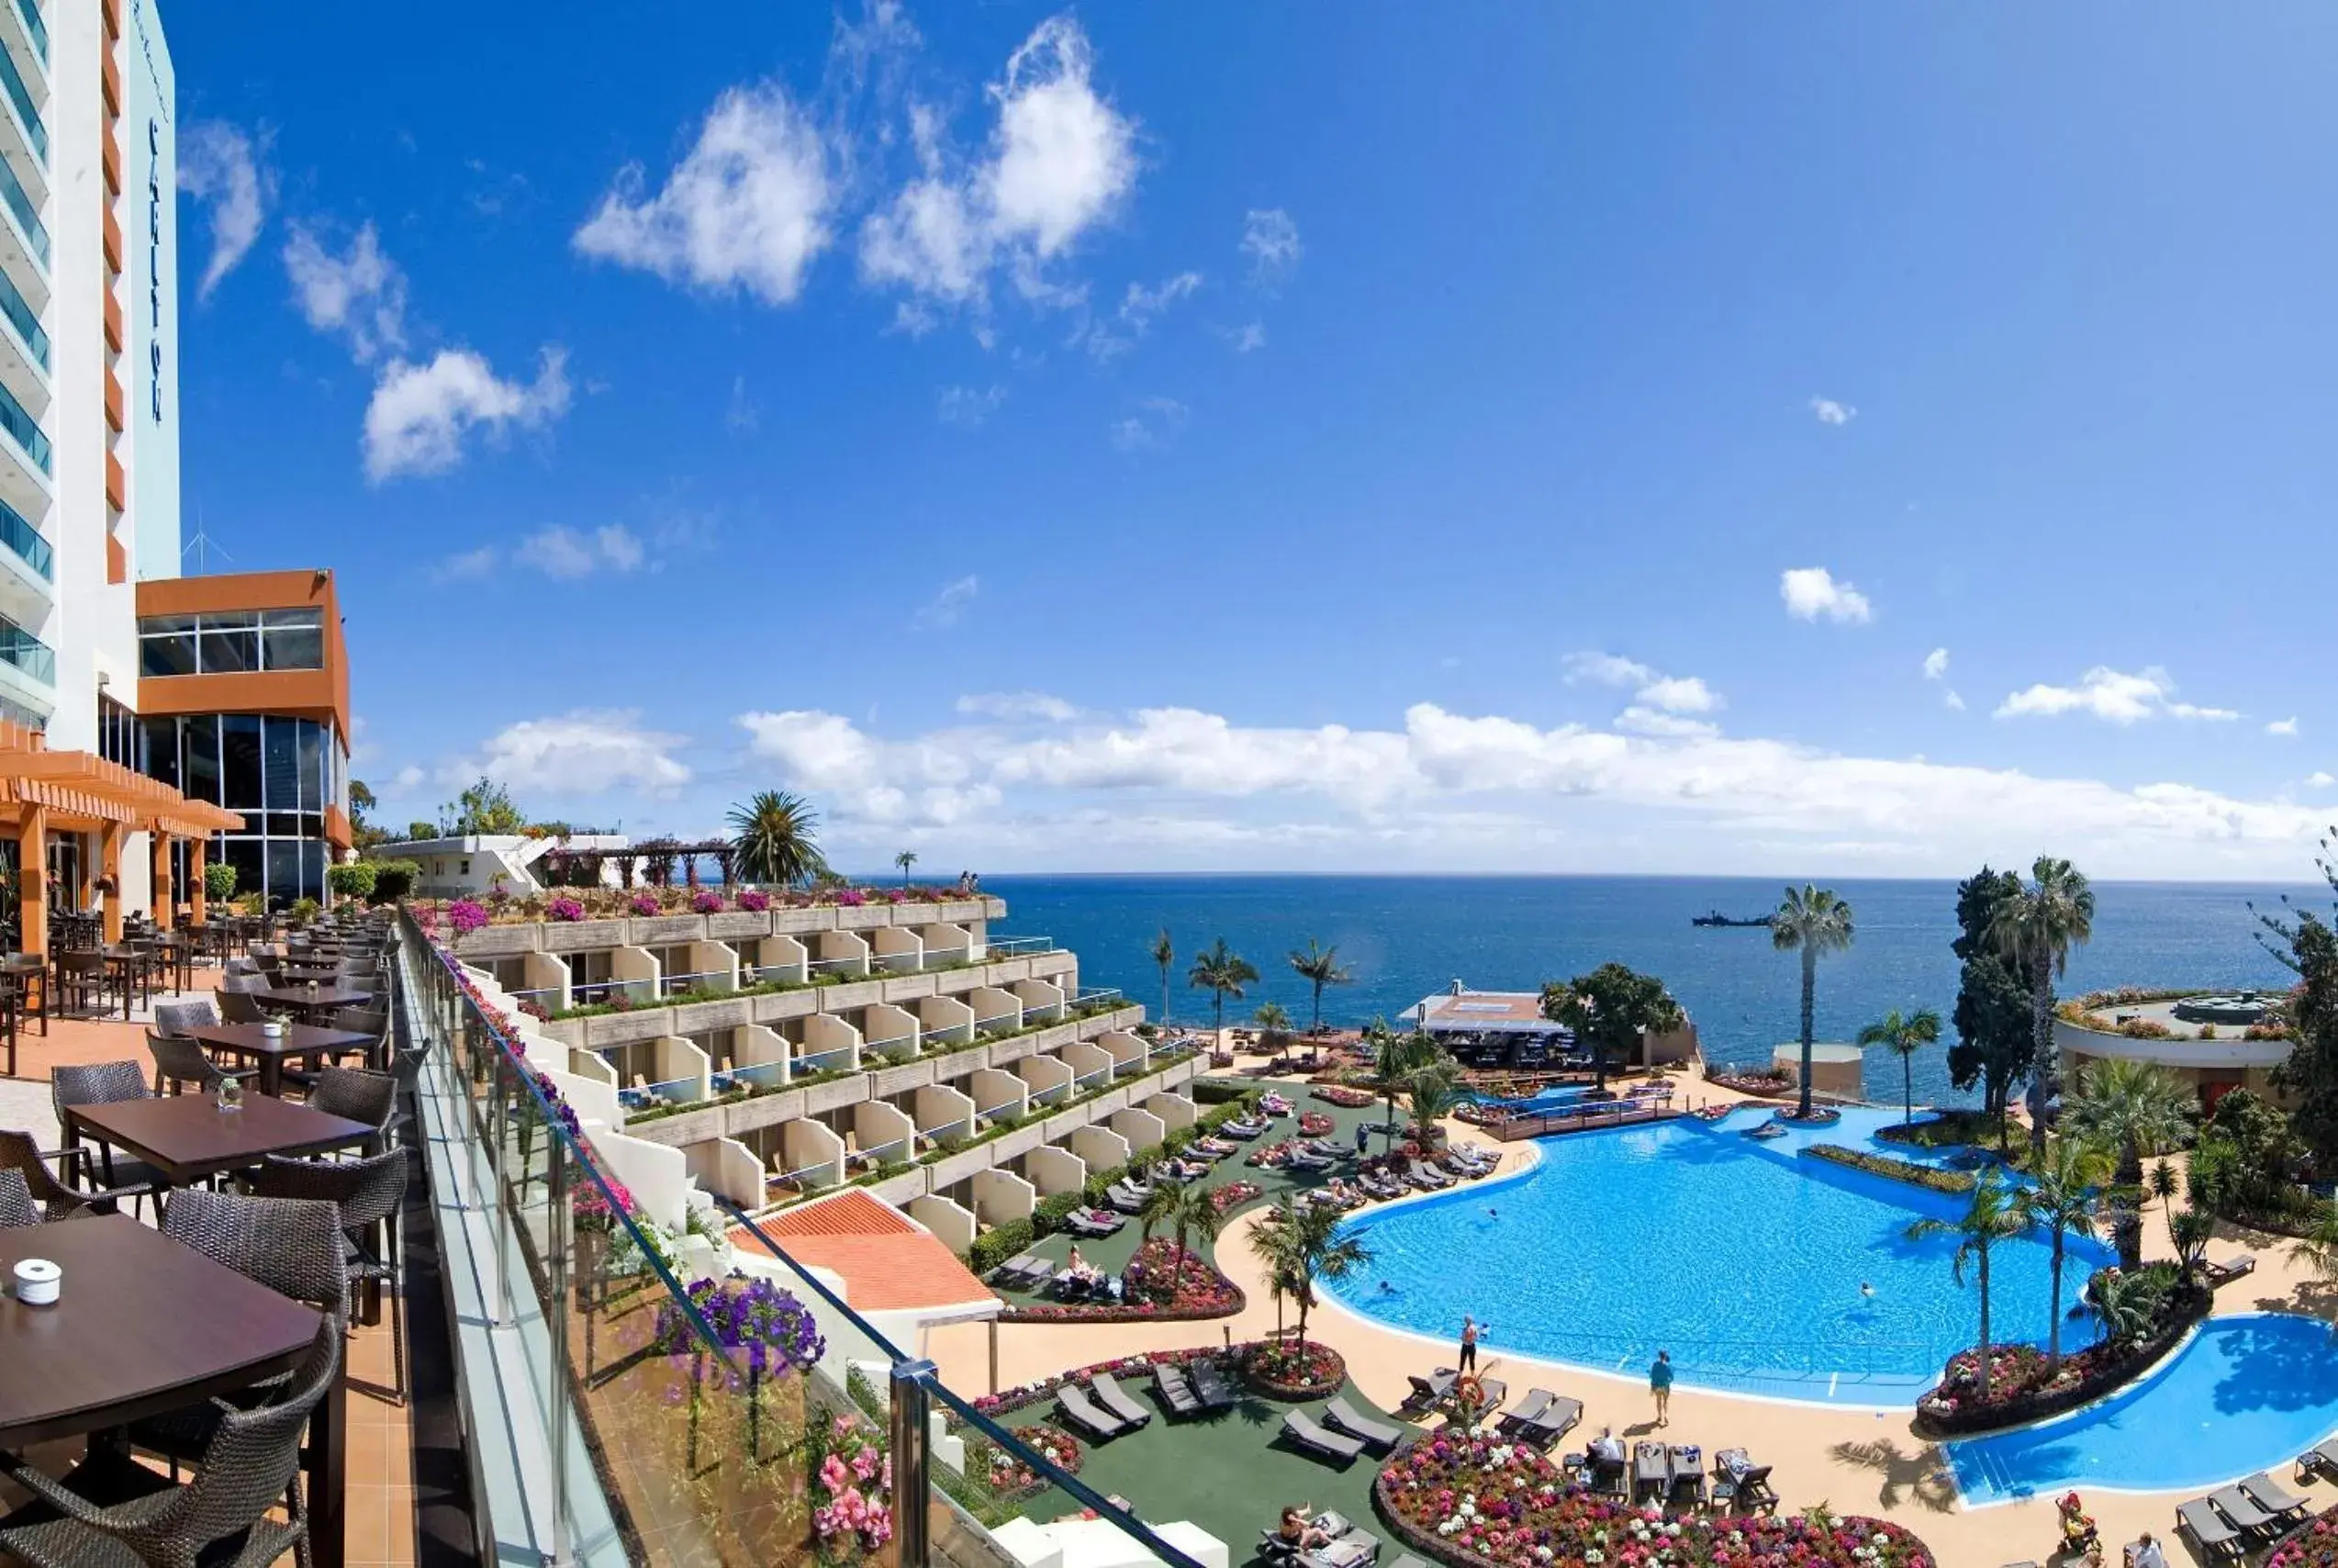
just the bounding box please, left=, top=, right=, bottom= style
left=967, top=874, right=2321, bottom=1108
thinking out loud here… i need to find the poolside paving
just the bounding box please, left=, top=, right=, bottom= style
left=934, top=1046, right=2338, bottom=1568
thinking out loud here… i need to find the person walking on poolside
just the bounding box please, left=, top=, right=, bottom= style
left=1649, top=1350, right=1674, bottom=1427
left=1458, top=1315, right=1481, bottom=1372
left=1355, top=1121, right=1370, bottom=1158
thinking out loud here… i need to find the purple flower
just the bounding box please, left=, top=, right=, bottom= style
left=547, top=896, right=586, bottom=923
left=447, top=899, right=489, bottom=935
left=692, top=890, right=725, bottom=914
left=736, top=889, right=771, bottom=913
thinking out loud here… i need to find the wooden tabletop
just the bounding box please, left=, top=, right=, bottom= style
left=65, top=1094, right=375, bottom=1184
left=250, top=983, right=376, bottom=1011
left=188, top=1022, right=375, bottom=1058
left=0, top=1214, right=323, bottom=1446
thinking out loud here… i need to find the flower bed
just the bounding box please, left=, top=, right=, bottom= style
left=1773, top=1104, right=1842, bottom=1125
left=1801, top=1144, right=1974, bottom=1195
left=1211, top=1180, right=1264, bottom=1214
left=1687, top=1103, right=1740, bottom=1122
left=1299, top=1112, right=1337, bottom=1137
left=983, top=1423, right=1084, bottom=1499
left=1313, top=1083, right=1377, bottom=1107
left=1912, top=1271, right=2210, bottom=1437
left=1245, top=1338, right=1347, bottom=1399
left=997, top=1239, right=1244, bottom=1325
left=1376, top=1433, right=1936, bottom=1568
left=2269, top=1505, right=2338, bottom=1568
left=1706, top=1071, right=1792, bottom=1099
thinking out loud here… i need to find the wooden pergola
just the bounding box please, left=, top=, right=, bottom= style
left=0, top=718, right=244, bottom=955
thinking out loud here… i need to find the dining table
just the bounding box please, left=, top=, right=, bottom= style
left=248, top=982, right=377, bottom=1020
left=184, top=1023, right=377, bottom=1096
left=0, top=1214, right=347, bottom=1568
left=62, top=1092, right=375, bottom=1186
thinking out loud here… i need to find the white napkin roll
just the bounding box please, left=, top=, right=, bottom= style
left=14, top=1257, right=59, bottom=1305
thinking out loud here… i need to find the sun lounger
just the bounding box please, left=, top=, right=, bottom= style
left=1668, top=1445, right=1706, bottom=1506
left=1155, top=1364, right=1201, bottom=1417
left=2238, top=1472, right=2310, bottom=1527
left=1522, top=1396, right=1583, bottom=1446
left=1191, top=1357, right=1238, bottom=1411
left=2204, top=1253, right=2257, bottom=1286
left=1065, top=1208, right=1124, bottom=1238
left=1323, top=1397, right=1403, bottom=1452
left=1498, top=1389, right=1553, bottom=1433
left=1633, top=1441, right=1670, bottom=1500
left=1734, top=1464, right=1776, bottom=1512
left=1057, top=1384, right=1129, bottom=1440
left=1388, top=1555, right=1431, bottom=1568
left=989, top=1250, right=1044, bottom=1284
left=1401, top=1370, right=1456, bottom=1412
left=1108, top=1183, right=1149, bottom=1213
left=2208, top=1484, right=2279, bottom=1541
left=1091, top=1373, right=1153, bottom=1430
left=1283, top=1409, right=1367, bottom=1463
left=2301, top=1443, right=2338, bottom=1484
left=1299, top=1529, right=1380, bottom=1568
left=2176, top=1498, right=2243, bottom=1562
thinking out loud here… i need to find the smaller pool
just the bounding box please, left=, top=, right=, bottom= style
left=1471, top=1084, right=1593, bottom=1114
left=1950, top=1315, right=2338, bottom=1502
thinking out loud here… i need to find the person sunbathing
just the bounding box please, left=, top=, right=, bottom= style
left=1275, top=1506, right=1331, bottom=1552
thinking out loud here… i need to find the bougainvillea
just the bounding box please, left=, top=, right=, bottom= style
left=736, top=889, right=771, bottom=913
left=629, top=892, right=662, bottom=918
left=692, top=890, right=726, bottom=914
left=546, top=895, right=587, bottom=923
left=446, top=899, right=489, bottom=935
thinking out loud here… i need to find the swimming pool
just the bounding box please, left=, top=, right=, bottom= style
left=1950, top=1315, right=2338, bottom=1501
left=1324, top=1108, right=2112, bottom=1405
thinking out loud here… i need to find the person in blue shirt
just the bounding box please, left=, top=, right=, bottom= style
left=1649, top=1350, right=1674, bottom=1427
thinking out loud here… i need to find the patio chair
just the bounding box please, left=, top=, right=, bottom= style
left=0, top=1129, right=141, bottom=1221
left=3, top=1316, right=341, bottom=1568
left=153, top=999, right=220, bottom=1038
left=146, top=1031, right=251, bottom=1098
left=1090, top=1373, right=1152, bottom=1430
left=245, top=1148, right=414, bottom=1404
left=1322, top=1397, right=1402, bottom=1452
left=50, top=1061, right=166, bottom=1210
left=2176, top=1498, right=2244, bottom=1561
left=51, top=951, right=107, bottom=1019
left=1055, top=1384, right=1129, bottom=1440
left=0, top=1169, right=37, bottom=1229
left=218, top=988, right=271, bottom=1023
left=1281, top=1410, right=1366, bottom=1464
left=303, top=1066, right=398, bottom=1150
left=1154, top=1364, right=1202, bottom=1418
left=2238, top=1472, right=2310, bottom=1528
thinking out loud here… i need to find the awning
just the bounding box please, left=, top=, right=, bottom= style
left=0, top=717, right=244, bottom=837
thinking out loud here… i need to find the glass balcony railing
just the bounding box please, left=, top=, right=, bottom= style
left=11, top=2, right=40, bottom=71
left=0, top=38, right=42, bottom=162
left=0, top=375, right=46, bottom=474
left=0, top=494, right=49, bottom=580
left=0, top=151, right=43, bottom=268
left=0, top=618, right=51, bottom=685
left=0, top=255, right=45, bottom=371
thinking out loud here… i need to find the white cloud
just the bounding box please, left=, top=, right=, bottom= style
left=1995, top=666, right=2239, bottom=724
left=1085, top=270, right=1202, bottom=361
left=179, top=120, right=274, bottom=300
left=466, top=711, right=691, bottom=796
left=725, top=375, right=758, bottom=431
left=1780, top=566, right=1873, bottom=624
left=283, top=220, right=407, bottom=362
left=1615, top=707, right=1719, bottom=740
left=937, top=384, right=1007, bottom=427
left=1241, top=208, right=1302, bottom=285
left=857, top=17, right=1135, bottom=323
left=574, top=84, right=833, bottom=305
left=1222, top=321, right=1267, bottom=353
left=956, top=690, right=1077, bottom=722
left=2310, top=772, right=2335, bottom=789
left=2267, top=717, right=2300, bottom=738
left=1922, top=647, right=1965, bottom=710
left=1109, top=395, right=1187, bottom=452
left=431, top=546, right=499, bottom=583
left=390, top=765, right=426, bottom=792
left=1561, top=652, right=1718, bottom=715
left=515, top=525, right=645, bottom=580
left=721, top=698, right=2332, bottom=874
left=916, top=575, right=979, bottom=629
left=1809, top=397, right=1856, bottom=426
left=362, top=348, right=572, bottom=483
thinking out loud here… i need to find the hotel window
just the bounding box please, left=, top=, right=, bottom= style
left=95, top=696, right=141, bottom=769
left=139, top=608, right=326, bottom=676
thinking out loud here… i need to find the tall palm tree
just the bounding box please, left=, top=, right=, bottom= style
left=1187, top=938, right=1258, bottom=1042
left=726, top=791, right=828, bottom=888
left=1773, top=886, right=1856, bottom=1118
left=1404, top=1059, right=1470, bottom=1147
left=1248, top=1198, right=1371, bottom=1355
left=1147, top=929, right=1175, bottom=1029
left=1857, top=1007, right=1942, bottom=1126
left=1370, top=1022, right=1437, bottom=1154
left=1906, top=1172, right=2033, bottom=1399
left=893, top=849, right=918, bottom=888
left=2065, top=1058, right=2195, bottom=1268
left=1173, top=1182, right=1225, bottom=1279
left=1991, top=856, right=2096, bottom=1153
left=2018, top=1137, right=2115, bottom=1369
left=1137, top=1181, right=1181, bottom=1247
left=1288, top=939, right=1353, bottom=1035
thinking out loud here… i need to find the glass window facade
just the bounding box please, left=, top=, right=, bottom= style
left=138, top=608, right=325, bottom=678
left=139, top=712, right=345, bottom=909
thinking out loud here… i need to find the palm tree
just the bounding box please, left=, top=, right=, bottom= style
left=1856, top=1008, right=1942, bottom=1126
left=1404, top=1059, right=1470, bottom=1147
left=726, top=790, right=828, bottom=888
left=1370, top=1022, right=1437, bottom=1154
left=2291, top=1200, right=2338, bottom=1288
left=2064, top=1058, right=2193, bottom=1269
left=1288, top=939, right=1353, bottom=1035
left=1248, top=1198, right=1371, bottom=1355
left=1187, top=938, right=1258, bottom=1043
left=1773, top=886, right=1856, bottom=1118
left=1991, top=857, right=2096, bottom=1153
left=1254, top=1002, right=1294, bottom=1058
left=1137, top=1181, right=1180, bottom=1248
left=1906, top=1172, right=2033, bottom=1399
left=2018, top=1137, right=2114, bottom=1369
left=2149, top=1160, right=2181, bottom=1250
left=1173, top=1182, right=1225, bottom=1280
left=1148, top=929, right=1175, bottom=1028
left=893, top=849, right=918, bottom=888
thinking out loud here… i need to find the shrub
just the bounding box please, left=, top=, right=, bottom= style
left=446, top=898, right=490, bottom=935
left=547, top=895, right=586, bottom=923
left=368, top=860, right=419, bottom=902
left=1033, top=1192, right=1084, bottom=1234
left=288, top=897, right=321, bottom=924
left=969, top=1217, right=1036, bottom=1275
left=736, top=888, right=771, bottom=913
left=325, top=862, right=376, bottom=903
left=203, top=862, right=238, bottom=902
left=1802, top=1143, right=1976, bottom=1195
left=628, top=892, right=661, bottom=917
left=692, top=890, right=725, bottom=914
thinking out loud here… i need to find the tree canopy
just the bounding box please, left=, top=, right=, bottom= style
left=1949, top=866, right=2034, bottom=1143
left=439, top=776, right=525, bottom=835
left=1542, top=962, right=1683, bottom=1090
left=2265, top=851, right=2338, bottom=1172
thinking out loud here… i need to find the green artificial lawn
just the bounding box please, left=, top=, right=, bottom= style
left=1010, top=1374, right=1408, bottom=1562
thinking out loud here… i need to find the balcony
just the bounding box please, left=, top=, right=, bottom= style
left=0, top=372, right=47, bottom=520
left=0, top=146, right=46, bottom=286
left=0, top=16, right=43, bottom=210
left=102, top=287, right=119, bottom=351
left=100, top=125, right=117, bottom=194
left=0, top=613, right=51, bottom=686
left=0, top=248, right=46, bottom=419
left=0, top=2, right=43, bottom=107
left=0, top=490, right=50, bottom=628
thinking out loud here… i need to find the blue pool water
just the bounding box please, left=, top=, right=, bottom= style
left=1324, top=1109, right=2113, bottom=1406
left=1951, top=1316, right=2338, bottom=1501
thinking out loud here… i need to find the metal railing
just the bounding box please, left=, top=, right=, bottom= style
left=0, top=34, right=41, bottom=161
left=980, top=935, right=1055, bottom=958
left=0, top=150, right=41, bottom=268
left=0, top=614, right=49, bottom=683
left=400, top=910, right=1203, bottom=1568
left=0, top=493, right=46, bottom=579
left=11, top=1, right=42, bottom=69
left=0, top=259, right=44, bottom=374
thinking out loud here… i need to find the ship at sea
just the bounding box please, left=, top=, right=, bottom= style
left=1691, top=910, right=1774, bottom=928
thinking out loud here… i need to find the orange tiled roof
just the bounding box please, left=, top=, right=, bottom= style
left=740, top=1191, right=992, bottom=1314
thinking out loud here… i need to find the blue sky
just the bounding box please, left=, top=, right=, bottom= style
left=169, top=4, right=2338, bottom=878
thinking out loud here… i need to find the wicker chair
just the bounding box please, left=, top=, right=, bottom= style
left=2, top=1316, right=342, bottom=1568
left=247, top=1148, right=412, bottom=1404
left=0, top=1129, right=141, bottom=1220
left=303, top=1067, right=397, bottom=1154
left=218, top=989, right=271, bottom=1025
left=153, top=999, right=220, bottom=1038
left=50, top=1062, right=164, bottom=1207
left=147, top=1032, right=251, bottom=1098
left=0, top=1168, right=37, bottom=1229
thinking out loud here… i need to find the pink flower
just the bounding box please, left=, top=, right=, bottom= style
left=629, top=892, right=661, bottom=917
left=821, top=1453, right=851, bottom=1493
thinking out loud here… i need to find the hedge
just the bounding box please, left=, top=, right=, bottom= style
left=970, top=1217, right=1036, bottom=1276
left=1191, top=1079, right=1260, bottom=1105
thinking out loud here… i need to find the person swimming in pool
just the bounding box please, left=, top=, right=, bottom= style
left=1860, top=1282, right=1875, bottom=1299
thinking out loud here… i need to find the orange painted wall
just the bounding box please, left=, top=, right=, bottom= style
left=134, top=570, right=352, bottom=743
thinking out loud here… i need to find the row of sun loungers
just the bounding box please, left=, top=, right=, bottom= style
left=1061, top=1206, right=1126, bottom=1238
left=1495, top=1387, right=1583, bottom=1448
left=2176, top=1472, right=2311, bottom=1560
left=1259, top=1510, right=1381, bottom=1568
left=1151, top=1357, right=1241, bottom=1419
left=1055, top=1372, right=1157, bottom=1440
left=988, top=1251, right=1055, bottom=1289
